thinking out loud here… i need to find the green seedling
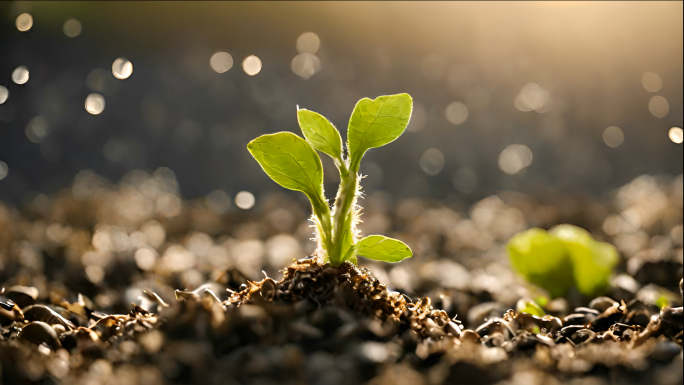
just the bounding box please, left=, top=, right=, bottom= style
left=655, top=296, right=670, bottom=310
left=516, top=298, right=546, bottom=317
left=506, top=224, right=618, bottom=298
left=247, top=94, right=413, bottom=266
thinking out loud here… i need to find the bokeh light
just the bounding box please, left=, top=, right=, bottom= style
left=669, top=127, right=683, bottom=144
left=649, top=95, right=669, bottom=118
left=85, top=93, right=106, bottom=115
left=291, top=53, right=321, bottom=79
left=210, top=52, right=234, bottom=73
left=63, top=18, right=82, bottom=37
left=0, top=161, right=8, bottom=181
left=112, top=58, right=133, bottom=79
left=514, top=83, right=550, bottom=113
left=235, top=191, right=255, bottom=209
left=25, top=116, right=51, bottom=143
left=498, top=144, right=533, bottom=175
left=134, top=247, right=157, bottom=271
left=242, top=55, right=262, bottom=76
left=603, top=126, right=625, bottom=148
left=296, top=32, right=320, bottom=54
left=156, top=194, right=181, bottom=218
left=0, top=3, right=681, bottom=381
left=16, top=13, right=33, bottom=32
left=445, top=102, right=469, bottom=125
left=641, top=72, right=662, bottom=92
left=0, top=86, right=8, bottom=104
left=12, top=66, right=29, bottom=85
left=420, top=148, right=445, bottom=176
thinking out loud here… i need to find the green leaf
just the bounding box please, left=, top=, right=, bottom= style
left=655, top=296, right=670, bottom=310
left=516, top=299, right=546, bottom=317
left=549, top=225, right=618, bottom=297
left=355, top=235, right=412, bottom=263
left=247, top=132, right=325, bottom=204
left=297, top=108, right=343, bottom=163
left=506, top=228, right=575, bottom=298
left=535, top=296, right=549, bottom=307
left=347, top=93, right=413, bottom=171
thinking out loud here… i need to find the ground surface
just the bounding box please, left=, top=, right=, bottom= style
left=0, top=170, right=682, bottom=384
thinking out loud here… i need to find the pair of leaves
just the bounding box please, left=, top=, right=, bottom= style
left=248, top=94, right=412, bottom=196
left=506, top=224, right=618, bottom=298
left=246, top=94, right=413, bottom=265
left=297, top=93, right=413, bottom=172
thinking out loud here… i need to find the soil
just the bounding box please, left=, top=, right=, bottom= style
left=1, top=256, right=682, bottom=385
left=0, top=171, right=682, bottom=384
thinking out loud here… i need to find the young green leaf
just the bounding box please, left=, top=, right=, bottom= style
left=355, top=235, right=412, bottom=263
left=655, top=296, right=670, bottom=310
left=347, top=93, right=413, bottom=171
left=247, top=132, right=325, bottom=204
left=516, top=298, right=546, bottom=317
left=297, top=109, right=344, bottom=164
left=506, top=228, right=575, bottom=298
left=549, top=224, right=618, bottom=297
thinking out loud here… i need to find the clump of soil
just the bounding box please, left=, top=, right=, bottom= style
left=1, top=257, right=682, bottom=385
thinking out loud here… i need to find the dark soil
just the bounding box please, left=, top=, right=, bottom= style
left=1, top=257, right=682, bottom=385
left=0, top=171, right=682, bottom=384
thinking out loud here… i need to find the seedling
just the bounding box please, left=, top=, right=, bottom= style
left=506, top=224, right=619, bottom=298
left=516, top=298, right=546, bottom=317
left=247, top=94, right=413, bottom=266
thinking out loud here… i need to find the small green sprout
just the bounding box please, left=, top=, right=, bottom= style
left=506, top=224, right=619, bottom=298
left=247, top=94, right=413, bottom=266
left=655, top=295, right=670, bottom=310
left=516, top=298, right=546, bottom=317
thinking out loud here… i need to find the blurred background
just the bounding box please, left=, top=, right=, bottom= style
left=0, top=1, right=681, bottom=208
left=1, top=4, right=683, bottom=384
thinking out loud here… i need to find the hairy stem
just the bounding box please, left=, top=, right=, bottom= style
left=310, top=194, right=333, bottom=262
left=330, top=170, right=359, bottom=266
